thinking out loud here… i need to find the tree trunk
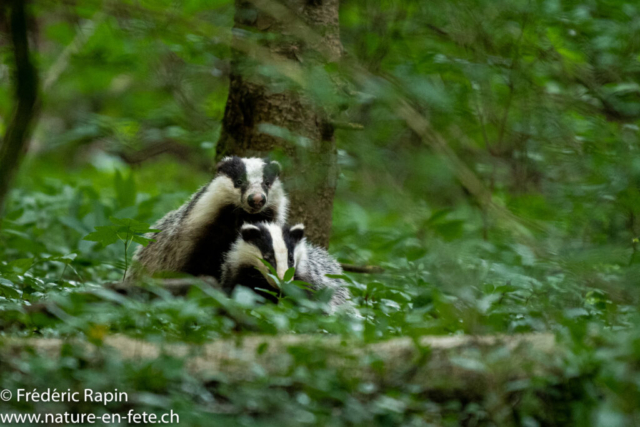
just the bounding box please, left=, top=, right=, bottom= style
left=0, top=0, right=39, bottom=217
left=215, top=0, right=342, bottom=248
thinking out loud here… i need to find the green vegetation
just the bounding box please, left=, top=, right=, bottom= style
left=2, top=0, right=640, bottom=425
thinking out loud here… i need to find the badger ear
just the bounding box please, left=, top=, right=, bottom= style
left=289, top=223, right=305, bottom=244
left=266, top=160, right=281, bottom=177
left=216, top=157, right=230, bottom=172
left=216, top=156, right=237, bottom=175
left=241, top=224, right=262, bottom=243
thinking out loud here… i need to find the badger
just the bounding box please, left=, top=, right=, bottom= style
left=220, top=222, right=350, bottom=309
left=130, top=157, right=288, bottom=280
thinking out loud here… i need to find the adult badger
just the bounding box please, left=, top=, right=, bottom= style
left=220, top=222, right=349, bottom=309
left=131, top=157, right=288, bottom=279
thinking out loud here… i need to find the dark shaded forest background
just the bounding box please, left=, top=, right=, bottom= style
left=1, top=0, right=640, bottom=425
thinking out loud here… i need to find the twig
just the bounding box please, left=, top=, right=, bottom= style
left=340, top=263, right=385, bottom=274
left=330, top=121, right=364, bottom=130
left=426, top=24, right=449, bottom=37
left=115, top=140, right=210, bottom=171
left=122, top=236, right=130, bottom=282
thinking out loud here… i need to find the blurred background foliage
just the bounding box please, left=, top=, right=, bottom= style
left=2, top=0, right=640, bottom=425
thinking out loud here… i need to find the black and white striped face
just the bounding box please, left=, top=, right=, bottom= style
left=236, top=222, right=305, bottom=280
left=216, top=156, right=282, bottom=214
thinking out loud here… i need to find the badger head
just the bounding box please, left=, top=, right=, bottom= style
left=234, top=222, right=305, bottom=284
left=216, top=156, right=282, bottom=214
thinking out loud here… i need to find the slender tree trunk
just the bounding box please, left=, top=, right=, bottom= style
left=0, top=0, right=39, bottom=217
left=216, top=0, right=342, bottom=247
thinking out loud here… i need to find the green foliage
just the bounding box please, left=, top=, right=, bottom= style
left=2, top=0, right=640, bottom=425
left=83, top=215, right=157, bottom=279
left=83, top=217, right=157, bottom=249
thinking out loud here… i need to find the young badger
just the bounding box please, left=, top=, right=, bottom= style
left=221, top=222, right=349, bottom=309
left=131, top=157, right=288, bottom=279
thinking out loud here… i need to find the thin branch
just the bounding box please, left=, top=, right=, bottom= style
left=426, top=24, right=449, bottom=37
left=115, top=140, right=210, bottom=171
left=341, top=263, right=385, bottom=274
left=42, top=12, right=105, bottom=92
left=122, top=236, right=130, bottom=282
left=330, top=121, right=365, bottom=131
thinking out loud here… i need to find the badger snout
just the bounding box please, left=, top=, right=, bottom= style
left=247, top=193, right=266, bottom=210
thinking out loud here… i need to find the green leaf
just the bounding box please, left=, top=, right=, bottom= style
left=259, top=259, right=278, bottom=277
left=46, top=253, right=78, bottom=264
left=450, top=357, right=487, bottom=373
left=265, top=273, right=282, bottom=289
left=290, top=280, right=315, bottom=292
left=0, top=278, right=21, bottom=298
left=7, top=258, right=34, bottom=274
left=233, top=286, right=263, bottom=307
left=83, top=218, right=158, bottom=249
left=256, top=342, right=269, bottom=355
left=255, top=287, right=280, bottom=298
left=109, top=217, right=158, bottom=234
left=132, top=235, right=156, bottom=247
left=83, top=225, right=121, bottom=247
left=425, top=209, right=453, bottom=226
left=283, top=267, right=295, bottom=282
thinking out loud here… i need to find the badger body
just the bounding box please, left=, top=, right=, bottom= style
left=221, top=222, right=302, bottom=303
left=293, top=236, right=350, bottom=308
left=221, top=222, right=349, bottom=309
left=131, top=157, right=288, bottom=280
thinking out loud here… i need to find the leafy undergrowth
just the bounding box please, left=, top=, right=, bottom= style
left=2, top=0, right=640, bottom=423
left=1, top=171, right=640, bottom=426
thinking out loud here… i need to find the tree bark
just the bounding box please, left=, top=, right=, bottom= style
left=0, top=0, right=39, bottom=217
left=216, top=0, right=342, bottom=247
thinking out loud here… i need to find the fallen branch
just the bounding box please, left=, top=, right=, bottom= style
left=1, top=333, right=558, bottom=397
left=108, top=276, right=220, bottom=296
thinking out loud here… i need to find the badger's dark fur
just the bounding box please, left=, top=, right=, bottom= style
left=221, top=222, right=349, bottom=309
left=130, top=157, right=288, bottom=279
left=220, top=222, right=302, bottom=302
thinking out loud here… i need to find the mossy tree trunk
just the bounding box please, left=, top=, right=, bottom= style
left=216, top=0, right=342, bottom=248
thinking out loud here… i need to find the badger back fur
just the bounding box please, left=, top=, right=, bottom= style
left=221, top=222, right=349, bottom=309
left=131, top=157, right=288, bottom=279
left=292, top=228, right=349, bottom=308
